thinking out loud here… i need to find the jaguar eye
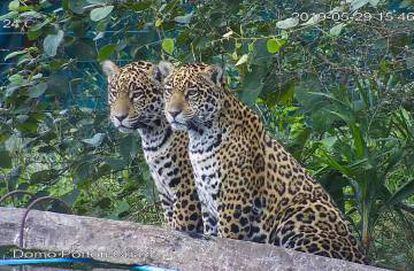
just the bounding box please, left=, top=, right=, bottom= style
left=131, top=93, right=141, bottom=100
left=109, top=91, right=117, bottom=99
left=185, top=88, right=197, bottom=99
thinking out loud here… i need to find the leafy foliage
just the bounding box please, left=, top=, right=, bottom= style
left=0, top=0, right=413, bottom=269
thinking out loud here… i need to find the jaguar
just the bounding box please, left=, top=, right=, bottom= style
left=162, top=62, right=368, bottom=263
left=103, top=60, right=202, bottom=233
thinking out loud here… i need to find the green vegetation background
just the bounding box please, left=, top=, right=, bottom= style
left=0, top=0, right=413, bottom=269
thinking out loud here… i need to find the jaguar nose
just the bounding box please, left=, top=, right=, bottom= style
left=169, top=110, right=181, bottom=118
left=115, top=114, right=127, bottom=122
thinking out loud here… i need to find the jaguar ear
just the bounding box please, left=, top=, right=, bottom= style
left=102, top=60, right=120, bottom=82
left=154, top=61, right=174, bottom=83
left=204, top=65, right=225, bottom=87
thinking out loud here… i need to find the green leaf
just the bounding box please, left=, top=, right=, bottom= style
left=351, top=0, right=369, bottom=11
left=266, top=38, right=286, bottom=54
left=8, top=74, right=24, bottom=85
left=330, top=23, right=345, bottom=36
left=222, top=30, right=233, bottom=38
left=30, top=169, right=59, bottom=184
left=155, top=19, right=162, bottom=27
left=82, top=133, right=106, bottom=147
left=278, top=80, right=296, bottom=105
left=0, top=11, right=17, bottom=21
left=238, top=65, right=265, bottom=105
left=7, top=166, right=22, bottom=190
left=400, top=0, right=413, bottom=8
left=324, top=109, right=353, bottom=124
left=319, top=150, right=353, bottom=177
left=5, top=135, right=23, bottom=153
left=0, top=151, right=12, bottom=168
left=406, top=56, right=414, bottom=69
left=8, top=0, right=19, bottom=11
left=98, top=44, right=116, bottom=61
left=29, top=82, right=48, bottom=98
left=307, top=92, right=350, bottom=108
left=62, top=189, right=80, bottom=206
left=162, top=38, right=175, bottom=54
left=321, top=136, right=337, bottom=150
left=20, top=11, right=44, bottom=19
left=174, top=13, right=193, bottom=24
left=32, top=73, right=43, bottom=80
left=28, top=30, right=42, bottom=41
left=387, top=179, right=414, bottom=206
left=16, top=115, right=29, bottom=123
left=29, top=19, right=50, bottom=32
left=4, top=50, right=26, bottom=61
left=130, top=0, right=152, bottom=11
left=368, top=0, right=380, bottom=6
left=276, top=17, right=299, bottom=29
left=235, top=54, right=249, bottom=66
left=38, top=145, right=55, bottom=153
left=67, top=40, right=97, bottom=60
left=43, top=30, right=64, bottom=57
left=104, top=158, right=126, bottom=171
left=107, top=200, right=130, bottom=219
left=116, top=200, right=130, bottom=213
left=67, top=0, right=89, bottom=14
left=350, top=124, right=365, bottom=159
left=90, top=6, right=114, bottom=22
left=74, top=162, right=94, bottom=187
left=120, top=134, right=138, bottom=160
left=16, top=115, right=39, bottom=133
left=301, top=14, right=322, bottom=26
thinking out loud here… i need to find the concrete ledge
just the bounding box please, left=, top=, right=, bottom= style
left=0, top=207, right=385, bottom=271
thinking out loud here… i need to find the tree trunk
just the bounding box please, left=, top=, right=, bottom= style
left=0, top=207, right=386, bottom=271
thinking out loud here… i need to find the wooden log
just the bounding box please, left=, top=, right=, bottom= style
left=0, top=207, right=386, bottom=271
left=0, top=266, right=123, bottom=271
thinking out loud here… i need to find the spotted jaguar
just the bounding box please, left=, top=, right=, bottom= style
left=103, top=60, right=202, bottom=233
left=162, top=63, right=368, bottom=263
